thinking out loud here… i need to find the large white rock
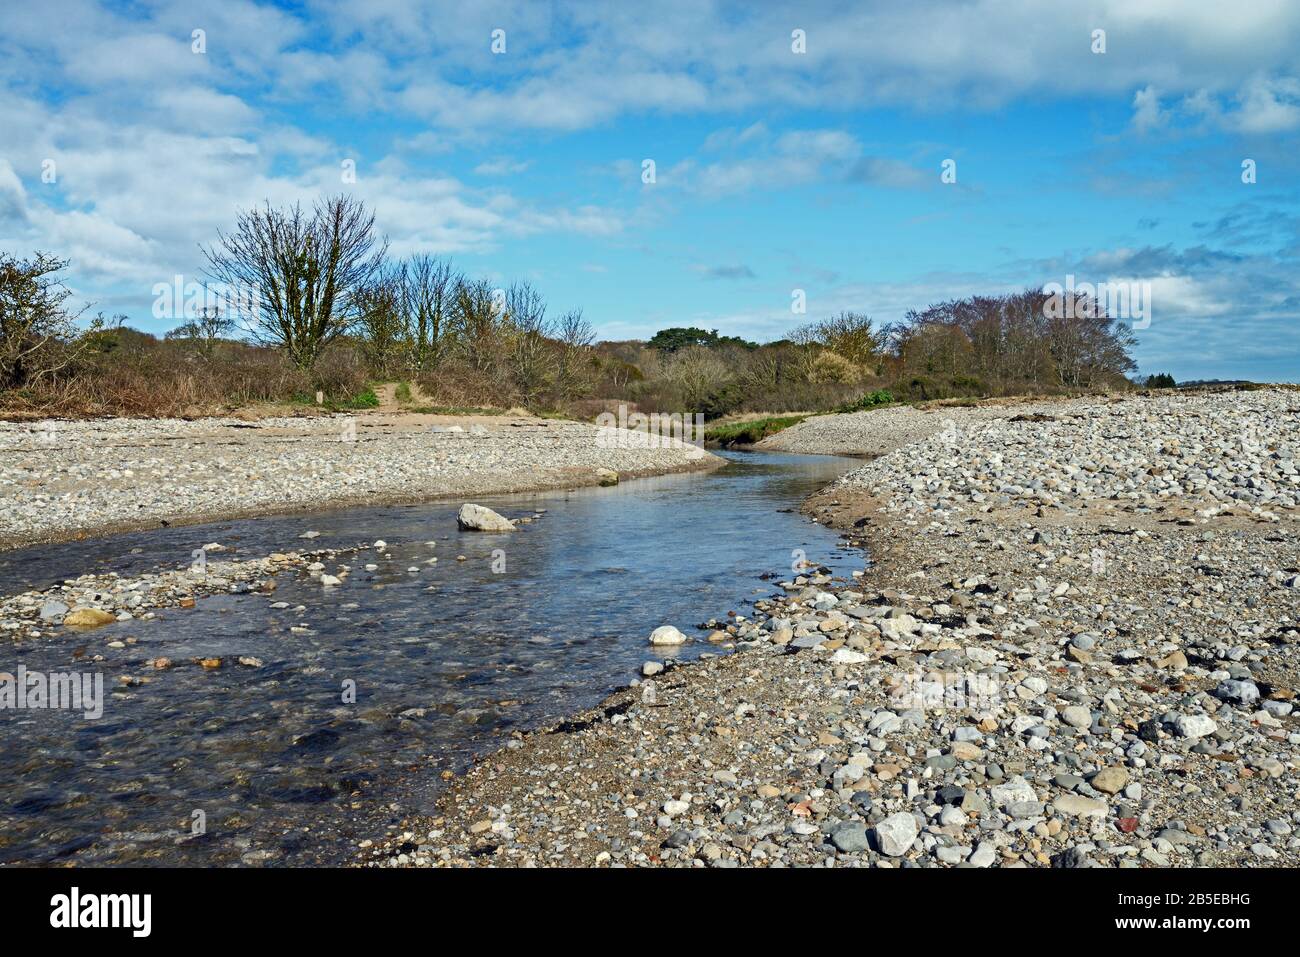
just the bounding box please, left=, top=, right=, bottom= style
left=990, top=776, right=1039, bottom=809
left=456, top=504, right=516, bottom=532
left=874, top=812, right=920, bottom=857
left=1061, top=705, right=1092, bottom=729
left=1173, top=714, right=1217, bottom=739
left=1053, top=794, right=1108, bottom=818
left=39, top=599, right=70, bottom=622
left=649, top=625, right=688, bottom=646
left=878, top=615, right=919, bottom=640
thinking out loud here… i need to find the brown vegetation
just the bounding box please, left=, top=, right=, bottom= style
left=1, top=196, right=1147, bottom=420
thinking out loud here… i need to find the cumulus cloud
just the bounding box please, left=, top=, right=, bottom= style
left=1131, top=74, right=1300, bottom=135
left=1131, top=86, right=1166, bottom=133
left=1233, top=75, right=1300, bottom=133
left=4, top=0, right=1300, bottom=374
left=659, top=127, right=941, bottom=196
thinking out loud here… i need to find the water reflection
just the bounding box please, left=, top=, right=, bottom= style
left=0, top=451, right=860, bottom=866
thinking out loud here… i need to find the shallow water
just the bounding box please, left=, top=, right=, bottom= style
left=0, top=450, right=861, bottom=866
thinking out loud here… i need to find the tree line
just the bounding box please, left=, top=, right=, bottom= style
left=596, top=290, right=1139, bottom=417
left=2, top=194, right=1147, bottom=418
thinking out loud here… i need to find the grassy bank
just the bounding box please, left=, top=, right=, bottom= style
left=706, top=414, right=810, bottom=447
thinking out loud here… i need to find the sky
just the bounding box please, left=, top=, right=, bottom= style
left=2, top=0, right=1299, bottom=382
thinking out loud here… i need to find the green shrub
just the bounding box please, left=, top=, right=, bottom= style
left=699, top=382, right=746, bottom=418
left=291, top=386, right=379, bottom=411
left=835, top=388, right=895, bottom=413
left=342, top=387, right=380, bottom=409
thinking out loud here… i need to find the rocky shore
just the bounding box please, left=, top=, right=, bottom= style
left=366, top=388, right=1300, bottom=868
left=1, top=541, right=381, bottom=643
left=0, top=413, right=717, bottom=549
left=755, top=397, right=1071, bottom=457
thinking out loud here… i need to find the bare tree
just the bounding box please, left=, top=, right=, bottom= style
left=662, top=345, right=732, bottom=410
left=502, top=281, right=552, bottom=403
left=202, top=195, right=387, bottom=371
left=403, top=254, right=457, bottom=372
left=815, top=311, right=880, bottom=369
left=164, top=307, right=235, bottom=361
left=734, top=347, right=781, bottom=393
left=449, top=277, right=503, bottom=376
left=787, top=322, right=825, bottom=382
left=891, top=288, right=1136, bottom=395
left=0, top=252, right=100, bottom=388
left=355, top=267, right=407, bottom=378
left=553, top=308, right=596, bottom=401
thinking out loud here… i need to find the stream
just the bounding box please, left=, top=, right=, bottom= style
left=0, top=450, right=861, bottom=866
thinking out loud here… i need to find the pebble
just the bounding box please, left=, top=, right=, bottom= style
left=874, top=812, right=920, bottom=857
left=649, top=625, right=688, bottom=646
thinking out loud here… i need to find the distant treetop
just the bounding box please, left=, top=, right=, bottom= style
left=647, top=326, right=756, bottom=352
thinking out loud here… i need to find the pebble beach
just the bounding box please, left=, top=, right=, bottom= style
left=3, top=389, right=1298, bottom=869
left=0, top=412, right=718, bottom=549
left=365, top=388, right=1300, bottom=868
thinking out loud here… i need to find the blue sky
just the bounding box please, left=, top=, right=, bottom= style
left=2, top=1, right=1299, bottom=381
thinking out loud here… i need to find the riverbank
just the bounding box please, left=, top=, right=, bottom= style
left=0, top=449, right=855, bottom=866
left=755, top=395, right=1104, bottom=457
left=365, top=388, right=1300, bottom=868
left=0, top=412, right=720, bottom=550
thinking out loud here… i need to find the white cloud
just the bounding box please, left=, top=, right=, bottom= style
left=1233, top=75, right=1300, bottom=133
left=1131, top=75, right=1300, bottom=135
left=1131, top=86, right=1166, bottom=132
left=5, top=0, right=1300, bottom=355
left=0, top=160, right=29, bottom=224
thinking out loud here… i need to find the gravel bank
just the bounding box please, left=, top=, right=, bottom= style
left=755, top=400, right=1068, bottom=457
left=839, top=389, right=1300, bottom=517
left=0, top=414, right=718, bottom=550
left=366, top=388, right=1300, bottom=868
left=1, top=539, right=397, bottom=642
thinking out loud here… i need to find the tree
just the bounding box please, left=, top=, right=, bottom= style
left=648, top=327, right=755, bottom=353
left=889, top=288, right=1136, bottom=394
left=502, top=280, right=551, bottom=403
left=1144, top=372, right=1176, bottom=389
left=403, top=254, right=457, bottom=372
left=662, top=345, right=733, bottom=410
left=354, top=269, right=407, bottom=378
left=813, top=311, right=880, bottom=368
left=202, top=195, right=387, bottom=371
left=0, top=252, right=102, bottom=389
left=649, top=327, right=715, bottom=352
left=554, top=308, right=596, bottom=400
left=164, top=307, right=235, bottom=361
left=807, top=349, right=858, bottom=384
left=895, top=320, right=974, bottom=379
left=449, top=277, right=503, bottom=376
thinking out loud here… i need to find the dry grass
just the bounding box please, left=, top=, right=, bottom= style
left=0, top=339, right=366, bottom=419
